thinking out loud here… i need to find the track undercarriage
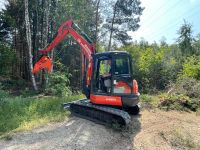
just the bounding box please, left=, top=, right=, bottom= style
left=63, top=99, right=139, bottom=126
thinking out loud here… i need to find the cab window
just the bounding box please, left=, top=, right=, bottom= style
left=99, top=59, right=111, bottom=76
left=114, top=57, right=130, bottom=75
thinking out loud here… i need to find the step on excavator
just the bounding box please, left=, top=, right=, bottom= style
left=32, top=19, right=140, bottom=126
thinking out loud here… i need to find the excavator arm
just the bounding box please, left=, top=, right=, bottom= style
left=32, top=19, right=96, bottom=86
left=38, top=20, right=95, bottom=57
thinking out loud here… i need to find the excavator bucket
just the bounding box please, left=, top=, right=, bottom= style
left=32, top=56, right=52, bottom=74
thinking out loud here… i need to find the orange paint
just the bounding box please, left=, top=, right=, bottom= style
left=86, top=59, right=93, bottom=86
left=133, top=79, right=138, bottom=94
left=90, top=94, right=122, bottom=106
left=32, top=56, right=52, bottom=74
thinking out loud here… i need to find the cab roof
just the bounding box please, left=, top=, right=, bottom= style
left=94, top=51, right=130, bottom=58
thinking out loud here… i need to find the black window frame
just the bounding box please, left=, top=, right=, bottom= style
left=91, top=52, right=134, bottom=96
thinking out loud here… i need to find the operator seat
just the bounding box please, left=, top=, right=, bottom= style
left=104, top=77, right=111, bottom=93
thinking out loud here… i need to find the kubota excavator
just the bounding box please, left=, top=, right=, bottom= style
left=32, top=19, right=140, bottom=126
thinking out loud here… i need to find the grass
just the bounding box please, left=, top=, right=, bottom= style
left=159, top=129, right=200, bottom=150
left=0, top=90, right=83, bottom=138
left=196, top=108, right=200, bottom=116
left=140, top=94, right=160, bottom=109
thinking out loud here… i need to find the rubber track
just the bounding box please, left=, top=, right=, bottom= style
left=68, top=99, right=131, bottom=126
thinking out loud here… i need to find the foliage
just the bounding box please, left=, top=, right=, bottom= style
left=169, top=77, right=200, bottom=99
left=45, top=71, right=72, bottom=96
left=140, top=94, right=153, bottom=103
left=0, top=78, right=28, bottom=95
left=0, top=11, right=13, bottom=41
left=0, top=0, right=97, bottom=90
left=0, top=42, right=16, bottom=76
left=140, top=94, right=159, bottom=109
left=140, top=92, right=199, bottom=112
left=158, top=93, right=199, bottom=111
left=120, top=20, right=200, bottom=93
left=138, top=47, right=165, bottom=90
left=102, top=0, right=144, bottom=49
left=121, top=42, right=181, bottom=92
left=177, top=20, right=194, bottom=56
left=180, top=55, right=200, bottom=80
left=0, top=88, right=10, bottom=99
left=193, top=34, right=200, bottom=55
left=0, top=91, right=83, bottom=137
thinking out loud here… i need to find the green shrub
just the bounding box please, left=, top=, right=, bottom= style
left=180, top=55, right=200, bottom=80
left=46, top=71, right=72, bottom=96
left=0, top=42, right=16, bottom=76
left=140, top=94, right=153, bottom=103
left=20, top=88, right=37, bottom=97
left=0, top=78, right=27, bottom=92
left=0, top=89, right=10, bottom=99
left=169, top=77, right=200, bottom=98
left=158, top=93, right=199, bottom=111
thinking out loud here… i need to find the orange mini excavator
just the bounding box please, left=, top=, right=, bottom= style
left=32, top=19, right=140, bottom=126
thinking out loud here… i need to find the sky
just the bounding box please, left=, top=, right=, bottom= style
left=0, top=0, right=6, bottom=10
left=129, top=0, right=200, bottom=44
left=0, top=0, right=200, bottom=44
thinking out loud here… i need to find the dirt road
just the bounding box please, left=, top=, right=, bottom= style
left=0, top=110, right=199, bottom=150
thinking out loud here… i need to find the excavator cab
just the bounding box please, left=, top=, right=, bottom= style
left=90, top=51, right=139, bottom=109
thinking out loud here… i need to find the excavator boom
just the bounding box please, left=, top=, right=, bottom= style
left=38, top=20, right=95, bottom=57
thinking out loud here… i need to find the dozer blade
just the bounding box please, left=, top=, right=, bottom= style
left=63, top=99, right=131, bottom=126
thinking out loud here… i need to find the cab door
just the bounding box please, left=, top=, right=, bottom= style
left=111, top=55, right=133, bottom=95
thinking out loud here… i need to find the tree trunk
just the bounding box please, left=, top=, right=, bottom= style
left=41, top=0, right=50, bottom=89
left=50, top=0, right=58, bottom=72
left=108, top=3, right=117, bottom=51
left=32, top=1, right=39, bottom=64
left=24, top=0, right=38, bottom=91
left=44, top=0, right=50, bottom=87
left=43, top=0, right=50, bottom=48
left=95, top=0, right=100, bottom=44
